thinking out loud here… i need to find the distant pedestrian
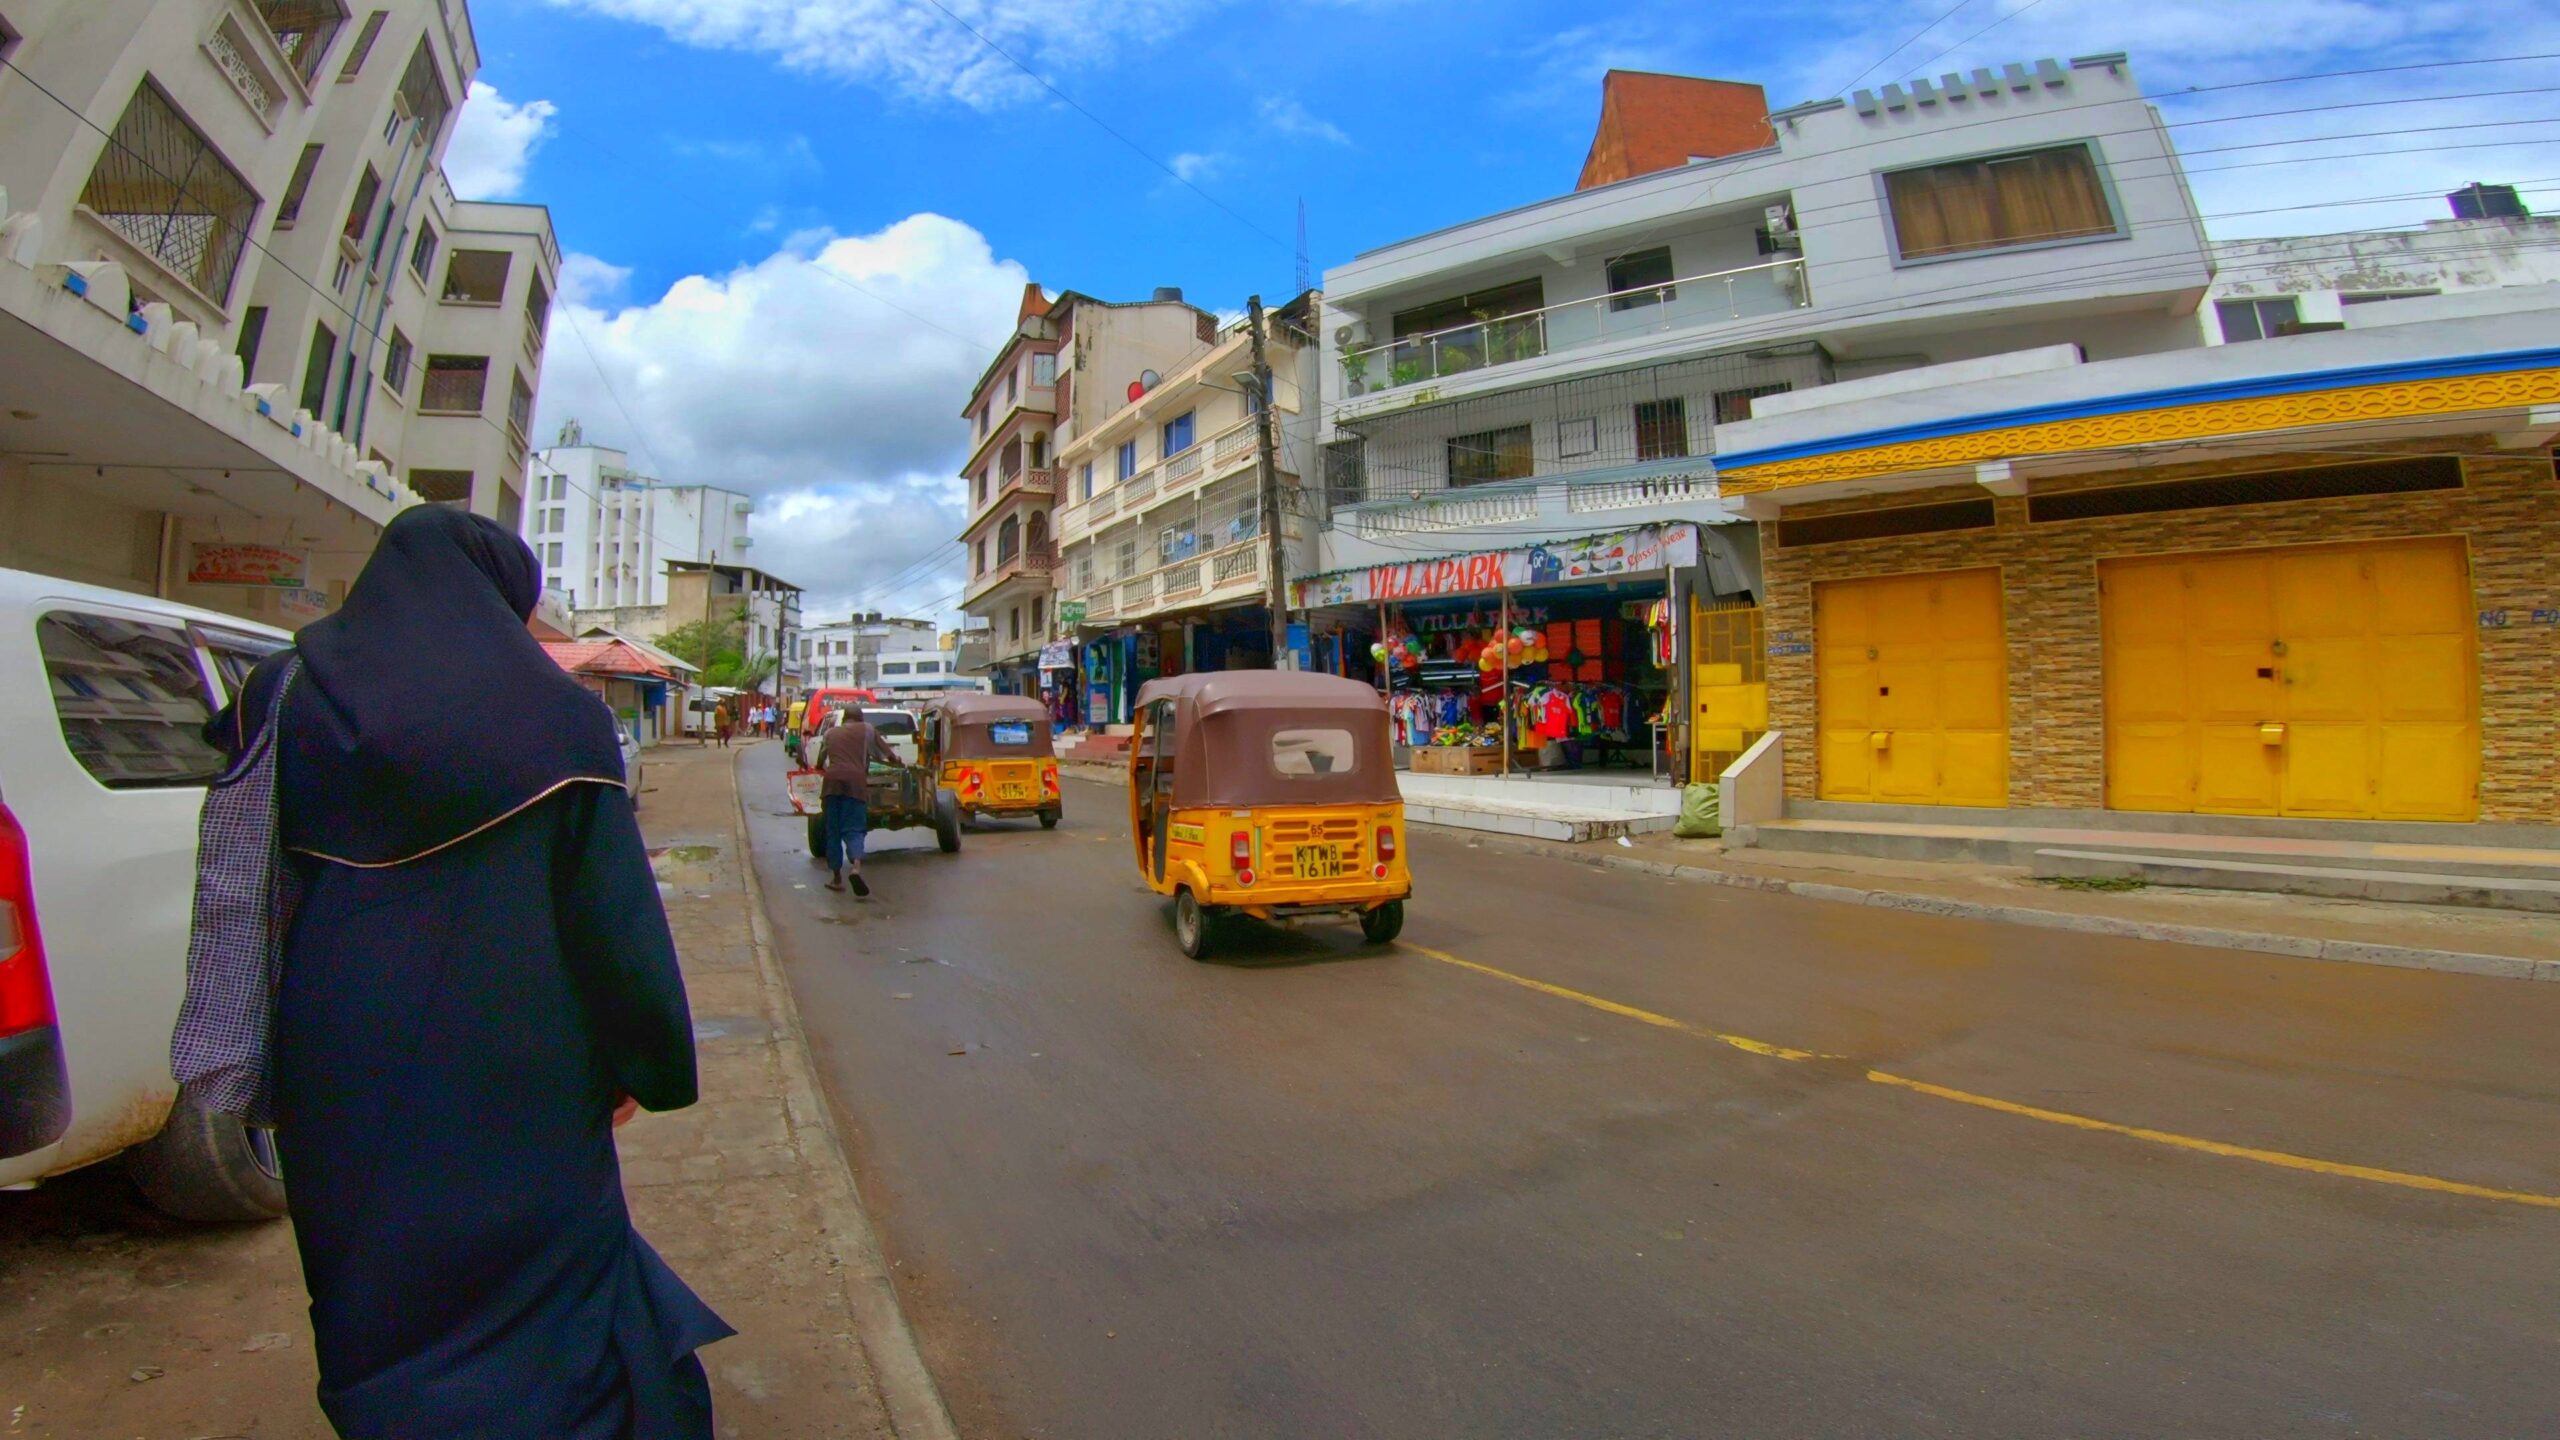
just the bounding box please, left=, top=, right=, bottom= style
left=716, top=703, right=733, bottom=748
left=190, top=507, right=729, bottom=1438
left=813, top=707, right=897, bottom=897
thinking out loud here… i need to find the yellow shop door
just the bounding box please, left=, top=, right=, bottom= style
left=1815, top=568, right=2007, bottom=806
left=2100, top=537, right=2476, bottom=821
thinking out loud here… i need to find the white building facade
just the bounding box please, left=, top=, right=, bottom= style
left=797, top=612, right=937, bottom=689
left=524, top=442, right=753, bottom=609
left=0, top=0, right=556, bottom=628
left=2203, top=198, right=2560, bottom=344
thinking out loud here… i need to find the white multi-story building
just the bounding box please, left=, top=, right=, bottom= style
left=796, top=612, right=937, bottom=689
left=524, top=441, right=753, bottom=609
left=2202, top=188, right=2560, bottom=344
left=955, top=282, right=1217, bottom=694
left=0, top=0, right=555, bottom=628
left=872, top=647, right=982, bottom=702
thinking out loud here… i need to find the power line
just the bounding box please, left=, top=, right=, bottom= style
left=1836, top=0, right=1987, bottom=96
left=1892, top=0, right=2064, bottom=85
left=902, top=0, right=1292, bottom=252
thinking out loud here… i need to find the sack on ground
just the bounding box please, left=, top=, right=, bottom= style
left=1673, top=782, right=1722, bottom=839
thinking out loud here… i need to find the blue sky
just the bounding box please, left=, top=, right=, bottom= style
left=440, top=0, right=2560, bottom=620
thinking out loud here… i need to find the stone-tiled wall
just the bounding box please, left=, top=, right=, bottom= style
left=1758, top=448, right=2559, bottom=821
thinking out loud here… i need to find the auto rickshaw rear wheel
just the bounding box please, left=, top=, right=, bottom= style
left=1174, top=890, right=1219, bottom=960
left=1359, top=899, right=1406, bottom=945
left=1039, top=806, right=1060, bottom=830
left=805, top=813, right=826, bottom=859
left=933, top=788, right=963, bottom=853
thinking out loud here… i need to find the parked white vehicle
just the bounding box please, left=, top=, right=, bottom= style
left=0, top=567, right=291, bottom=1220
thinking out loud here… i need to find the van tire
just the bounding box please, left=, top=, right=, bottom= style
left=1175, top=890, right=1219, bottom=960
left=128, top=1089, right=287, bottom=1224
left=1359, top=900, right=1406, bottom=945
left=934, top=790, right=963, bottom=854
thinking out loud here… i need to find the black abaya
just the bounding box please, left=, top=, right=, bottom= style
left=216, top=509, right=729, bottom=1437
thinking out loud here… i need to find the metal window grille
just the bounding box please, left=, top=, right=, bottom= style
left=1775, top=498, right=1995, bottom=548
left=256, top=0, right=348, bottom=87
left=524, top=275, right=551, bottom=354
left=382, top=330, right=412, bottom=390
left=338, top=10, right=386, bottom=77
left=442, top=249, right=510, bottom=304
left=275, top=144, right=321, bottom=225
left=2026, top=457, right=2463, bottom=524
left=409, top=221, right=438, bottom=280
left=396, top=39, right=452, bottom=143
left=409, top=469, right=473, bottom=505
left=79, top=80, right=260, bottom=303
left=507, top=371, right=534, bottom=440
left=419, top=356, right=488, bottom=412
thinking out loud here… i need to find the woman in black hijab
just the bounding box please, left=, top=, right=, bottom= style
left=216, top=506, right=729, bottom=1439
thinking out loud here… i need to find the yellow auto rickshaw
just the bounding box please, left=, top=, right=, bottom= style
left=1128, top=672, right=1408, bottom=959
left=925, top=693, right=1061, bottom=828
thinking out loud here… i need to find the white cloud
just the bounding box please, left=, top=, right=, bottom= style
left=532, top=215, right=1030, bottom=619
left=556, top=253, right=634, bottom=307
left=541, top=0, right=1208, bottom=107
left=1168, top=150, right=1228, bottom=182
left=1257, top=93, right=1351, bottom=146
left=442, top=82, right=558, bottom=200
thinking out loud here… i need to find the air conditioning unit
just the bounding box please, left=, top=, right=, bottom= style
left=1756, top=202, right=1802, bottom=255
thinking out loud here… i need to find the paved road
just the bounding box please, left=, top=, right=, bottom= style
left=739, top=748, right=2560, bottom=1440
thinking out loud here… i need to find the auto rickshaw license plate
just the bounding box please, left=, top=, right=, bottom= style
left=1294, top=843, right=1343, bottom=879
left=998, top=781, right=1030, bottom=800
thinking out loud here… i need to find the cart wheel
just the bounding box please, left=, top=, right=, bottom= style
left=806, top=813, right=826, bottom=860
left=1175, top=890, right=1218, bottom=960
left=933, top=789, right=963, bottom=854
left=1039, top=806, right=1060, bottom=830
left=1358, top=899, right=1405, bottom=945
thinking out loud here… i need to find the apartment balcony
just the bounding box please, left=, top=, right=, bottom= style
left=959, top=464, right=1058, bottom=539
left=1334, top=257, right=1810, bottom=421
left=960, top=539, right=1060, bottom=609
left=1058, top=537, right=1272, bottom=627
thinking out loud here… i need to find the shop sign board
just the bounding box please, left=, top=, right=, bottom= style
left=1058, top=599, right=1087, bottom=627
left=277, top=587, right=333, bottom=620
left=187, top=543, right=309, bottom=589
left=1293, top=524, right=1698, bottom=607
left=1037, top=639, right=1075, bottom=671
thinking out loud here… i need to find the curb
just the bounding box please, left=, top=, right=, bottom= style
left=1550, top=844, right=2560, bottom=984
left=726, top=755, right=961, bottom=1440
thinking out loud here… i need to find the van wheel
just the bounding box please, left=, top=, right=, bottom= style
left=806, top=813, right=827, bottom=859
left=128, top=1089, right=287, bottom=1223
left=1359, top=900, right=1406, bottom=945
left=1175, top=890, right=1219, bottom=960
left=934, top=789, right=963, bottom=854
left=1039, top=806, right=1060, bottom=830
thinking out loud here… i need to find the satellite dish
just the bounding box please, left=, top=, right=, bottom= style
left=1127, top=379, right=1144, bottom=402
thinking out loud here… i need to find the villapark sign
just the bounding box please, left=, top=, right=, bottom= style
left=1290, top=524, right=1699, bottom=607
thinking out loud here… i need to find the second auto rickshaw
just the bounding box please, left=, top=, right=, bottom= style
left=1128, top=672, right=1409, bottom=959
left=925, top=693, right=1062, bottom=828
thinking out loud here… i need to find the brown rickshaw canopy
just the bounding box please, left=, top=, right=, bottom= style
left=929, top=693, right=1056, bottom=759
left=1133, top=672, right=1398, bottom=809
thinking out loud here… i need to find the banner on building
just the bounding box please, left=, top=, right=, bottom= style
left=277, top=587, right=333, bottom=620
left=1291, top=524, right=1699, bottom=608
left=187, top=543, right=309, bottom=589
left=1057, top=599, right=1087, bottom=627
left=1037, top=640, right=1075, bottom=671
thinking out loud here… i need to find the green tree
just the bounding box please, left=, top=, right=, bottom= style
left=654, top=613, right=745, bottom=670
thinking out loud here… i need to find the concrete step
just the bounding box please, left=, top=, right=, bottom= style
left=2032, top=848, right=2560, bottom=914
left=1744, top=818, right=2560, bottom=881
left=1406, top=797, right=1676, bottom=845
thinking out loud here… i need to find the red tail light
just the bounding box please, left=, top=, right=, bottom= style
left=0, top=804, right=57, bottom=1038
left=1042, top=766, right=1060, bottom=797
left=1231, top=830, right=1254, bottom=886
left=1377, top=824, right=1397, bottom=864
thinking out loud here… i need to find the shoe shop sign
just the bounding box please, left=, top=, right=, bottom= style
left=187, top=543, right=310, bottom=589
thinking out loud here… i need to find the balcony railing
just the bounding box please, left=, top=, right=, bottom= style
left=1349, top=486, right=1539, bottom=538
left=1120, top=468, right=1158, bottom=509
left=1160, top=560, right=1204, bottom=599
left=1009, top=466, right=1058, bottom=496
left=1340, top=257, right=1810, bottom=397
left=1565, top=474, right=1714, bottom=513
left=1163, top=447, right=1203, bottom=488
left=966, top=540, right=1058, bottom=600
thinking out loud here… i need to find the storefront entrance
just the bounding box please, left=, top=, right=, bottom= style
left=1815, top=568, right=2007, bottom=807
left=2100, top=536, right=2477, bottom=821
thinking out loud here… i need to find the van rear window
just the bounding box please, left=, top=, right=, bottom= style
left=38, top=613, right=225, bottom=789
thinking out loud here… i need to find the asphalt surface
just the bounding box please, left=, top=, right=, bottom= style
left=738, top=745, right=2560, bottom=1440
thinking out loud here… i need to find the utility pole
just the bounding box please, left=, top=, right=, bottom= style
left=1247, top=295, right=1289, bottom=669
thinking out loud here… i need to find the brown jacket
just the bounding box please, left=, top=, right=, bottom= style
left=813, top=717, right=897, bottom=798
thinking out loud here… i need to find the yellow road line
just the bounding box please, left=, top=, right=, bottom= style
left=1407, top=943, right=2560, bottom=1211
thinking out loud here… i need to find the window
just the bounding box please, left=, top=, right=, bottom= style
left=1032, top=352, right=1057, bottom=385
left=1271, top=727, right=1356, bottom=778
left=299, top=323, right=336, bottom=415
left=1447, top=425, right=1532, bottom=487
left=381, top=328, right=412, bottom=391
left=38, top=613, right=226, bottom=789
left=395, top=39, right=452, bottom=146
left=1117, top=439, right=1139, bottom=480
left=2215, top=297, right=2301, bottom=344
left=1032, top=598, right=1045, bottom=634
left=1390, top=277, right=1546, bottom=378
left=1634, top=398, right=1688, bottom=461
left=1883, top=143, right=2117, bottom=261
left=442, top=249, right=511, bottom=304
left=1606, top=247, right=1676, bottom=311
left=545, top=542, right=563, bottom=566
left=1162, top=411, right=1196, bottom=457
left=409, top=220, right=438, bottom=281
left=881, top=662, right=912, bottom=676
left=996, top=514, right=1020, bottom=563
left=1556, top=417, right=1598, bottom=458
left=508, top=370, right=534, bottom=440
left=1004, top=369, right=1018, bottom=405
left=234, top=305, right=268, bottom=375
left=1008, top=608, right=1021, bottom=642
left=919, top=661, right=942, bottom=674
left=343, top=164, right=380, bottom=244
left=275, top=145, right=323, bottom=228
left=259, top=0, right=349, bottom=87
left=975, top=539, right=988, bottom=575
left=2341, top=290, right=2440, bottom=305
left=1712, top=383, right=1792, bottom=425
left=1075, top=549, right=1096, bottom=593
left=409, top=469, right=471, bottom=504
left=338, top=10, right=387, bottom=78
left=419, top=354, right=489, bottom=412
left=497, top=483, right=522, bottom=531
left=1079, top=461, right=1094, bottom=501
left=524, top=275, right=552, bottom=350
left=79, top=80, right=260, bottom=303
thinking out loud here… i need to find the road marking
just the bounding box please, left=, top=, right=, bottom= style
left=1408, top=943, right=2560, bottom=1212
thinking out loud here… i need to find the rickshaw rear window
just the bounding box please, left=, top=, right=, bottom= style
left=989, top=720, right=1034, bottom=746
left=1271, top=728, right=1357, bottom=777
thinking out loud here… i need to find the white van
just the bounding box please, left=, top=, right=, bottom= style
left=0, top=567, right=291, bottom=1220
